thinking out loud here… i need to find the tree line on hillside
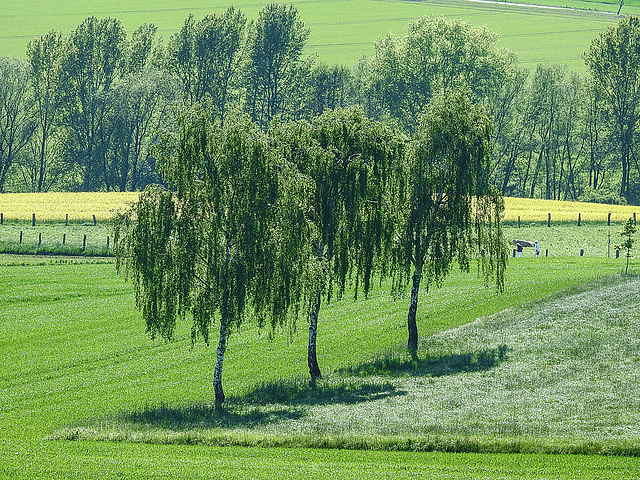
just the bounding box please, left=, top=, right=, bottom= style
left=1, top=5, right=640, bottom=204
left=114, top=93, right=508, bottom=404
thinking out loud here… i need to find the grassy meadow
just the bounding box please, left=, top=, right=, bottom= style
left=1, top=253, right=640, bottom=478
left=0, top=0, right=635, bottom=70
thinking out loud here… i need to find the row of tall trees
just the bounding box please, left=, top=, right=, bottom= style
left=2, top=7, right=640, bottom=202
left=0, top=4, right=318, bottom=193
left=114, top=95, right=508, bottom=404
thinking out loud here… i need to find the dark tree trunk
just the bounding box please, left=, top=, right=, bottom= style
left=308, top=289, right=322, bottom=385
left=407, top=271, right=421, bottom=355
left=213, top=316, right=228, bottom=404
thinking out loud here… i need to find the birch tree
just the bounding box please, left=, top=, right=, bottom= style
left=114, top=109, right=297, bottom=404
left=391, top=90, right=507, bottom=353
left=274, top=107, right=403, bottom=384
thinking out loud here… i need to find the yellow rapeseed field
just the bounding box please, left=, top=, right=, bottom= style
left=504, top=197, right=639, bottom=223
left=0, top=192, right=139, bottom=222
left=0, top=192, right=638, bottom=223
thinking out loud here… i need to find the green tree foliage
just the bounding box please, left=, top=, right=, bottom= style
left=391, top=90, right=507, bottom=353
left=106, top=68, right=179, bottom=191
left=584, top=79, right=616, bottom=195
left=367, top=15, right=514, bottom=131
left=487, top=64, right=527, bottom=197
left=10, top=5, right=640, bottom=206
left=306, top=63, right=351, bottom=117
left=114, top=109, right=299, bottom=404
left=246, top=3, right=310, bottom=127
left=274, top=107, right=404, bottom=383
left=585, top=15, right=640, bottom=203
left=0, top=57, right=35, bottom=192
left=518, top=65, right=584, bottom=200
left=24, top=30, right=65, bottom=192
left=58, top=16, right=127, bottom=191
left=616, top=217, right=637, bottom=274
left=167, top=8, right=246, bottom=123
left=125, top=23, right=163, bottom=75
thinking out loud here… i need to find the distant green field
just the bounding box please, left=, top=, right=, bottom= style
left=0, top=0, right=635, bottom=70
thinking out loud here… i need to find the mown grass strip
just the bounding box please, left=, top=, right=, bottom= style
left=49, top=427, right=640, bottom=457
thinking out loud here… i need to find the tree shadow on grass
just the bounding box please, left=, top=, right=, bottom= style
left=123, top=402, right=303, bottom=430
left=337, top=345, right=509, bottom=378
left=122, top=379, right=405, bottom=431
left=119, top=348, right=507, bottom=431
left=241, top=377, right=405, bottom=406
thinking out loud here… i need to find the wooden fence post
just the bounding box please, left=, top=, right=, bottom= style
left=65, top=214, right=68, bottom=227
left=106, top=236, right=110, bottom=249
left=38, top=233, right=42, bottom=246
left=1, top=212, right=3, bottom=225
left=93, top=215, right=97, bottom=227
left=608, top=212, right=611, bottom=226
left=19, top=231, right=22, bottom=244
left=578, top=213, right=581, bottom=226
left=518, top=216, right=520, bottom=229
left=63, top=233, right=66, bottom=245
left=83, top=235, right=87, bottom=249
left=547, top=213, right=551, bottom=227
left=32, top=213, right=36, bottom=227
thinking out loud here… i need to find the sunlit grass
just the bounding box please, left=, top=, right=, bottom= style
left=1, top=193, right=640, bottom=476
left=0, top=256, right=630, bottom=450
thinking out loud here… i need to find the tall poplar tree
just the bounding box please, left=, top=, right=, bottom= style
left=0, top=57, right=34, bottom=192
left=26, top=30, right=64, bottom=192
left=58, top=16, right=127, bottom=190
left=585, top=15, right=640, bottom=202
left=367, top=15, right=513, bottom=132
left=246, top=3, right=309, bottom=127
left=391, top=90, right=507, bottom=353
left=167, top=8, right=246, bottom=123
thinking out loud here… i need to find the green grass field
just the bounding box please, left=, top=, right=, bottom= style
left=0, top=0, right=636, bottom=70
left=0, top=217, right=629, bottom=258
left=1, top=226, right=640, bottom=478
left=0, top=221, right=112, bottom=256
